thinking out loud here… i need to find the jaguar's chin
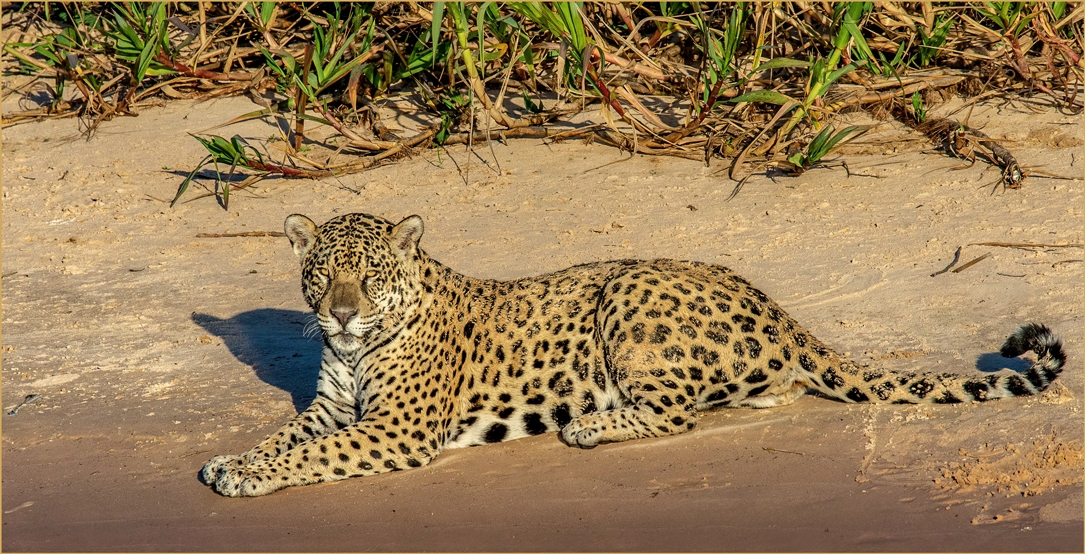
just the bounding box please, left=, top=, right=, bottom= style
left=327, top=331, right=361, bottom=350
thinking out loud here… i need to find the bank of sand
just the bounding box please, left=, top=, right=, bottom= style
left=2, top=91, right=1082, bottom=550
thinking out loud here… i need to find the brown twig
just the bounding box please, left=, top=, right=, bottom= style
left=196, top=231, right=287, bottom=238
left=969, top=241, right=1084, bottom=249
left=1052, top=259, right=1083, bottom=268
left=762, top=446, right=806, bottom=456
left=930, top=246, right=963, bottom=277
left=582, top=46, right=626, bottom=119
left=440, top=126, right=553, bottom=145
left=245, top=159, right=330, bottom=178
left=951, top=252, right=991, bottom=273
left=152, top=52, right=255, bottom=81
left=309, top=102, right=398, bottom=150
left=903, top=108, right=1026, bottom=191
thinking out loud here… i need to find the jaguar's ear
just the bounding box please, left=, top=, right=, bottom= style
left=389, top=215, right=424, bottom=257
left=284, top=214, right=318, bottom=260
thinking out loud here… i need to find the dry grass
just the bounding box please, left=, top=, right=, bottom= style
left=2, top=2, right=1081, bottom=205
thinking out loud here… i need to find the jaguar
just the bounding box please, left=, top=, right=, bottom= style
left=201, top=212, right=1065, bottom=496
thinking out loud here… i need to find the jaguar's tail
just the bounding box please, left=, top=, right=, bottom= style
left=821, top=323, right=1065, bottom=404
left=993, top=322, right=1066, bottom=395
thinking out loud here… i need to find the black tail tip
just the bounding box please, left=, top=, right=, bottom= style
left=1000, top=323, right=1062, bottom=361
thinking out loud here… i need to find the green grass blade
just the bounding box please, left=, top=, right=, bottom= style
left=841, top=3, right=876, bottom=64
left=753, top=57, right=812, bottom=72
left=259, top=2, right=275, bottom=27
left=808, top=125, right=870, bottom=165
left=478, top=2, right=494, bottom=78
left=824, top=59, right=866, bottom=89
left=221, top=172, right=230, bottom=209
left=556, top=2, right=587, bottom=51
left=729, top=89, right=795, bottom=105
left=324, top=20, right=366, bottom=82
left=805, top=126, right=835, bottom=161
left=171, top=154, right=211, bottom=207
left=111, top=11, right=142, bottom=54
left=134, top=3, right=164, bottom=81
left=256, top=45, right=290, bottom=80
left=821, top=125, right=870, bottom=153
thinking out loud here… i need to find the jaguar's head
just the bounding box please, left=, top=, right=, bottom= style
left=284, top=212, right=425, bottom=354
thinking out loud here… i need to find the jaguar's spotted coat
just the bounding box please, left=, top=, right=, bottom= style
left=201, top=212, right=1066, bottom=496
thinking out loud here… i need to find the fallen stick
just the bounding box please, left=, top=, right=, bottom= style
left=440, top=126, right=553, bottom=146
left=153, top=52, right=257, bottom=81
left=930, top=246, right=963, bottom=277
left=195, top=231, right=286, bottom=238
left=951, top=252, right=991, bottom=273
left=969, top=241, right=1084, bottom=249
left=906, top=113, right=1026, bottom=190
left=1052, top=259, right=1083, bottom=267
left=762, top=446, right=805, bottom=456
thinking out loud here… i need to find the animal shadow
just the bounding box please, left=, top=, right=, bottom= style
left=193, top=309, right=321, bottom=412
left=975, top=352, right=1032, bottom=373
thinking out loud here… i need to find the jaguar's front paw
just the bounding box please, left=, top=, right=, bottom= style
left=213, top=465, right=283, bottom=497
left=201, top=454, right=246, bottom=485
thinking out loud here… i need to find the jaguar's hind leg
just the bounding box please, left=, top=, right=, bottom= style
left=732, top=373, right=815, bottom=408
left=560, top=402, right=697, bottom=448
left=560, top=348, right=699, bottom=448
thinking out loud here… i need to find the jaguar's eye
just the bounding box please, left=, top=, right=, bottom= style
left=365, top=269, right=378, bottom=279
left=315, top=269, right=330, bottom=285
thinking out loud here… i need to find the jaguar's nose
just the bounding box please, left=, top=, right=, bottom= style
left=330, top=307, right=357, bottom=327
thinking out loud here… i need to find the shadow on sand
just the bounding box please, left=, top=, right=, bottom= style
left=975, top=351, right=1032, bottom=373
left=193, top=309, right=321, bottom=412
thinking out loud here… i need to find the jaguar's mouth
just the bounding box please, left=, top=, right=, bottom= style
left=327, top=329, right=371, bottom=349
left=328, top=330, right=357, bottom=340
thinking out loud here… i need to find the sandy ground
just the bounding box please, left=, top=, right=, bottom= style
left=2, top=87, right=1083, bottom=551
